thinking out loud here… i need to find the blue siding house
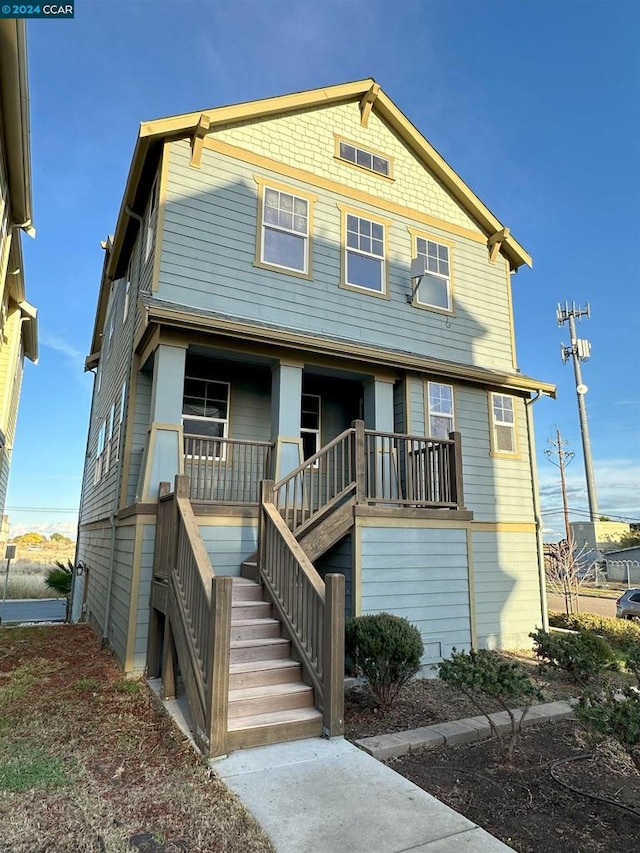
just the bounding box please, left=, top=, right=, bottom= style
left=76, top=79, right=555, bottom=756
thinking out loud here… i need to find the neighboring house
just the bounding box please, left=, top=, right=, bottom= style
left=76, top=79, right=555, bottom=756
left=0, top=20, right=38, bottom=520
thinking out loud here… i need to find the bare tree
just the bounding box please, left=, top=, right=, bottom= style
left=545, top=538, right=597, bottom=615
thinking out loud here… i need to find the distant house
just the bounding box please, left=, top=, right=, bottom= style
left=570, top=520, right=631, bottom=557
left=76, top=80, right=555, bottom=755
left=0, top=20, right=38, bottom=520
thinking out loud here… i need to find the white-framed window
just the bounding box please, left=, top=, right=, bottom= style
left=490, top=393, right=517, bottom=454
left=104, top=404, right=115, bottom=473
left=415, top=237, right=452, bottom=311
left=182, top=374, right=230, bottom=460
left=427, top=382, right=454, bottom=439
left=96, top=358, right=102, bottom=393
left=144, top=179, right=157, bottom=263
left=261, top=186, right=309, bottom=273
left=301, top=394, right=321, bottom=464
left=344, top=213, right=386, bottom=293
left=106, top=317, right=115, bottom=358
left=112, top=383, right=126, bottom=464
left=337, top=139, right=391, bottom=178
left=123, top=260, right=132, bottom=323
left=94, top=421, right=106, bottom=484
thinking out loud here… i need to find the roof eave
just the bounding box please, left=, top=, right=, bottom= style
left=0, top=19, right=33, bottom=230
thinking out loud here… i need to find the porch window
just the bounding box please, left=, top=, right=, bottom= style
left=345, top=213, right=385, bottom=293
left=490, top=392, right=517, bottom=454
left=301, top=394, right=321, bottom=463
left=415, top=237, right=452, bottom=312
left=427, top=382, right=454, bottom=439
left=182, top=376, right=230, bottom=460
left=261, top=186, right=309, bottom=273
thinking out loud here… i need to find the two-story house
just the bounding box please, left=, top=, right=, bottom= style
left=76, top=79, right=554, bottom=757
left=0, top=20, right=38, bottom=521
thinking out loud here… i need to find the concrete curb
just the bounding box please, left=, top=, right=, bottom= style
left=355, top=699, right=576, bottom=760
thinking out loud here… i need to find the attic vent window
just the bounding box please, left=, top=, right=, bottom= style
left=337, top=140, right=391, bottom=178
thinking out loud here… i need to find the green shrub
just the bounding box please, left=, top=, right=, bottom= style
left=576, top=687, right=640, bottom=770
left=548, top=611, right=640, bottom=649
left=345, top=613, right=423, bottom=709
left=624, top=642, right=640, bottom=686
left=530, top=628, right=618, bottom=685
left=439, top=648, right=542, bottom=762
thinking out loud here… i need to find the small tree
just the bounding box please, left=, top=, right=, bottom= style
left=45, top=559, right=73, bottom=622
left=530, top=628, right=618, bottom=686
left=345, top=613, right=423, bottom=709
left=576, top=687, right=640, bottom=771
left=439, top=648, right=542, bottom=763
left=545, top=538, right=598, bottom=615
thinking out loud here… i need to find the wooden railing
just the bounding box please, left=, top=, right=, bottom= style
left=184, top=435, right=273, bottom=503
left=273, top=422, right=464, bottom=532
left=274, top=427, right=356, bottom=536
left=364, top=428, right=463, bottom=508
left=155, top=475, right=232, bottom=758
left=259, top=480, right=344, bottom=737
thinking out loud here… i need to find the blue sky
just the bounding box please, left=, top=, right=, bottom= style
left=7, top=0, right=640, bottom=541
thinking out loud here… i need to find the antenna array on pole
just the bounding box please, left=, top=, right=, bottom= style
left=557, top=301, right=599, bottom=521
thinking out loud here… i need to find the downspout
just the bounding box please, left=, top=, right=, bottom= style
left=525, top=390, right=548, bottom=631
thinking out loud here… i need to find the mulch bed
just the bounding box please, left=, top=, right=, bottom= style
left=390, top=721, right=640, bottom=853
left=344, top=651, right=640, bottom=853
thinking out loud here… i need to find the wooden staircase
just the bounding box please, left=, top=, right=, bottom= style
left=226, top=577, right=323, bottom=750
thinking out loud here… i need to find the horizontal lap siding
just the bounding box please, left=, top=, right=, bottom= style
left=159, top=139, right=514, bottom=372
left=133, top=524, right=156, bottom=670
left=109, top=526, right=135, bottom=667
left=360, top=525, right=471, bottom=664
left=472, top=530, right=542, bottom=650
left=315, top=534, right=352, bottom=618
left=456, top=386, right=534, bottom=522
left=198, top=522, right=258, bottom=576
left=78, top=524, right=112, bottom=641
left=127, top=371, right=152, bottom=504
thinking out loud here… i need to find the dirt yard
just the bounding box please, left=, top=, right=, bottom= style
left=0, top=624, right=273, bottom=853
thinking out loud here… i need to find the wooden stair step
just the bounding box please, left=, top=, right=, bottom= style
left=230, top=637, right=291, bottom=663
left=230, top=617, right=281, bottom=641
left=226, top=706, right=323, bottom=749
left=231, top=580, right=263, bottom=601
left=228, top=682, right=314, bottom=718
left=231, top=600, right=272, bottom=619
left=228, top=658, right=301, bottom=689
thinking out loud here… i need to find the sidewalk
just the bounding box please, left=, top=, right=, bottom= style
left=213, top=736, right=514, bottom=852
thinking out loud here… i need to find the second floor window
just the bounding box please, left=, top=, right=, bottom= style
left=261, top=187, right=309, bottom=273
left=490, top=393, right=516, bottom=454
left=415, top=237, right=452, bottom=311
left=427, top=382, right=454, bottom=439
left=345, top=214, right=385, bottom=293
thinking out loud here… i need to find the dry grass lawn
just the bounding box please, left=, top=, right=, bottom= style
left=0, top=625, right=274, bottom=853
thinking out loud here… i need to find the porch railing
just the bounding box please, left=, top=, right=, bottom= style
left=184, top=435, right=273, bottom=503
left=259, top=480, right=344, bottom=737
left=273, top=421, right=464, bottom=534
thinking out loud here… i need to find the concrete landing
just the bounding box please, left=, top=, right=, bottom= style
left=213, top=737, right=514, bottom=852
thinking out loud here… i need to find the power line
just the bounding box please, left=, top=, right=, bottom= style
left=5, top=506, right=79, bottom=513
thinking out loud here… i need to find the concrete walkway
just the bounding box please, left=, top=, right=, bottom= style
left=213, top=737, right=513, bottom=852
left=151, top=680, right=579, bottom=852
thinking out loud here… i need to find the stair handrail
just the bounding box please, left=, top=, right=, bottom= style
left=166, top=475, right=232, bottom=757
left=273, top=423, right=359, bottom=535
left=259, top=479, right=345, bottom=737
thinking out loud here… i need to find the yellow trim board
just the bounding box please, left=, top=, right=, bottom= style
left=472, top=522, right=536, bottom=533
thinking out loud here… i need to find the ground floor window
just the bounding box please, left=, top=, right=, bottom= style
left=301, top=393, right=321, bottom=463
left=182, top=372, right=230, bottom=460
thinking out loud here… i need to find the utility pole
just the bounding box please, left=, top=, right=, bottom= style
left=545, top=429, right=575, bottom=615
left=557, top=301, right=599, bottom=521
